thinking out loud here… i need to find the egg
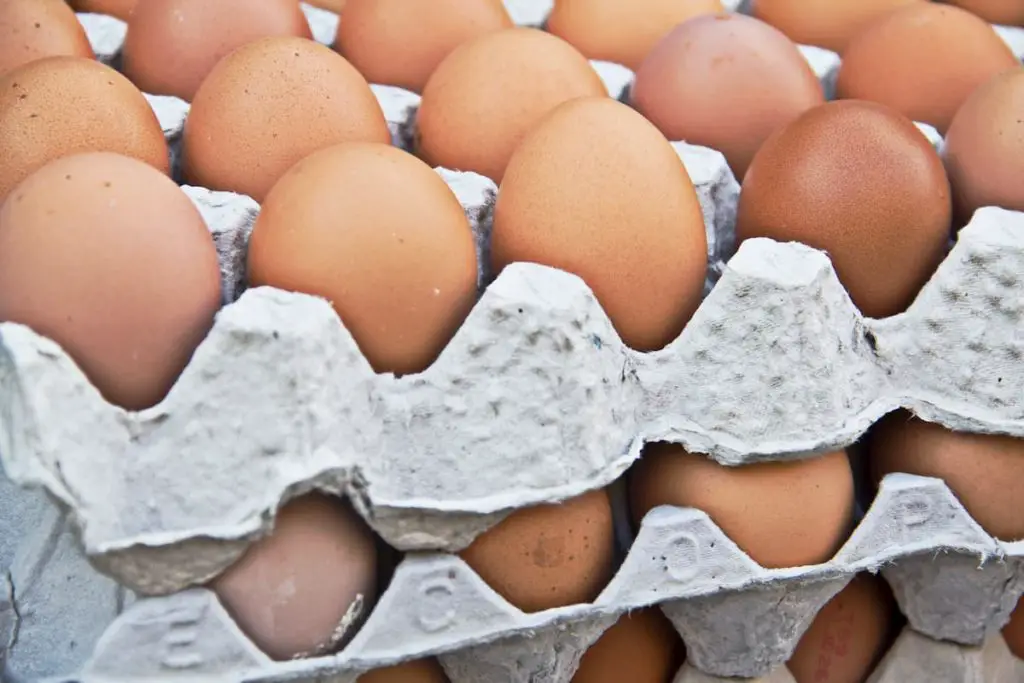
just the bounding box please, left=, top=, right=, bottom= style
left=183, top=36, right=390, bottom=203
left=458, top=489, right=615, bottom=613
left=750, top=0, right=926, bottom=53
left=836, top=3, right=1019, bottom=133
left=630, top=444, right=854, bottom=568
left=67, top=0, right=137, bottom=21
left=358, top=659, right=450, bottom=682
left=945, top=0, right=1024, bottom=26
left=572, top=607, right=684, bottom=683
left=943, top=67, right=1024, bottom=225
left=545, top=0, right=724, bottom=71
left=736, top=100, right=951, bottom=319
left=212, top=493, right=378, bottom=661
left=870, top=412, right=1024, bottom=542
left=247, top=142, right=477, bottom=376
left=631, top=12, right=824, bottom=180
left=1004, top=596, right=1024, bottom=661
left=0, top=152, right=220, bottom=410
left=0, top=0, right=94, bottom=77
left=334, top=0, right=512, bottom=93
left=415, top=27, right=607, bottom=183
left=121, top=0, right=312, bottom=102
left=491, top=97, right=707, bottom=352
left=788, top=574, right=897, bottom=683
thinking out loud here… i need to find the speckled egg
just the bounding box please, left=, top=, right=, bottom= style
left=0, top=0, right=94, bottom=77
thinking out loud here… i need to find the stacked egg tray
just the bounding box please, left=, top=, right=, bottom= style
left=3, top=1, right=1024, bottom=682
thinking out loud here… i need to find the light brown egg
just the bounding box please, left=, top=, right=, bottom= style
left=572, top=607, right=684, bottom=683
left=788, top=574, right=897, bottom=683
left=491, top=97, right=707, bottom=352
left=0, top=0, right=94, bottom=77
left=459, top=489, right=615, bottom=613
left=945, top=0, right=1024, bottom=26
left=546, top=0, right=724, bottom=71
left=0, top=152, right=220, bottom=410
left=0, top=56, right=168, bottom=204
left=247, top=142, right=477, bottom=376
left=836, top=3, right=1018, bottom=133
left=212, top=493, right=378, bottom=661
left=121, top=0, right=312, bottom=102
left=736, top=100, right=951, bottom=319
left=1004, top=596, right=1024, bottom=660
left=750, top=0, right=926, bottom=53
left=943, top=67, right=1024, bottom=225
left=416, top=27, right=606, bottom=183
left=68, top=0, right=137, bottom=21
left=631, top=12, right=824, bottom=180
left=870, top=412, right=1024, bottom=542
left=630, top=444, right=854, bottom=568
left=183, top=36, right=389, bottom=203
left=358, top=658, right=450, bottom=682
left=335, top=0, right=512, bottom=93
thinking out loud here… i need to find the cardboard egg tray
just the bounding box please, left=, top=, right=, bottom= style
left=3, top=1, right=1024, bottom=681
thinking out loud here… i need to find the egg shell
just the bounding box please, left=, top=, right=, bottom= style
left=736, top=99, right=952, bottom=319
left=1004, top=596, right=1024, bottom=660
left=458, top=488, right=615, bottom=613
left=183, top=36, right=390, bottom=203
left=491, top=97, right=708, bottom=352
left=546, top=0, right=724, bottom=71
left=631, top=12, right=824, bottom=180
left=836, top=3, right=1019, bottom=133
left=571, top=607, right=684, bottom=682
left=869, top=412, right=1024, bottom=542
left=415, top=27, right=607, bottom=183
left=946, top=0, right=1024, bottom=26
left=0, top=151, right=220, bottom=410
left=212, top=493, right=378, bottom=661
left=750, top=0, right=926, bottom=53
left=247, top=142, right=478, bottom=376
left=68, top=0, right=137, bottom=21
left=335, top=0, right=512, bottom=93
left=357, top=658, right=450, bottom=682
left=630, top=443, right=854, bottom=568
left=0, top=0, right=94, bottom=77
left=121, top=0, right=313, bottom=102
left=0, top=56, right=168, bottom=203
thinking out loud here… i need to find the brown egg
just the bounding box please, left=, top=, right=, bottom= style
left=546, top=0, right=724, bottom=71
left=459, top=489, right=615, bottom=613
left=212, top=493, right=378, bottom=661
left=945, top=0, right=1024, bottom=26
left=0, top=0, right=94, bottom=77
left=870, top=412, right=1024, bottom=542
left=630, top=444, right=854, bottom=568
left=183, top=36, right=389, bottom=203
left=0, top=152, right=220, bottom=410
left=750, top=0, right=926, bottom=53
left=121, top=0, right=312, bottom=102
left=416, top=27, right=607, bottom=183
left=943, top=67, right=1024, bottom=225
left=68, top=0, right=137, bottom=21
left=491, top=97, right=707, bottom=352
left=0, top=56, right=168, bottom=205
left=836, top=4, right=1018, bottom=133
left=788, top=574, right=897, bottom=683
left=1004, top=596, right=1024, bottom=660
left=572, top=607, right=684, bottom=683
left=736, top=100, right=951, bottom=319
left=335, top=0, right=512, bottom=93
left=631, top=13, right=824, bottom=180
left=358, top=659, right=450, bottom=682
left=247, top=142, right=477, bottom=376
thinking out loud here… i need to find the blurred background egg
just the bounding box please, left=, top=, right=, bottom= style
left=121, top=0, right=312, bottom=101
left=736, top=100, right=951, bottom=319
left=183, top=36, right=389, bottom=202
left=942, top=67, right=1024, bottom=225
left=631, top=12, right=824, bottom=180
left=247, top=142, right=477, bottom=376
left=358, top=658, right=450, bottom=682
left=1005, top=596, right=1024, bottom=661
left=836, top=3, right=1018, bottom=133
left=459, top=489, right=615, bottom=613
left=572, top=607, right=684, bottom=683
left=491, top=97, right=707, bottom=352
left=0, top=0, right=93, bottom=77
left=943, top=0, right=1024, bottom=26
left=212, top=493, right=378, bottom=660
left=545, top=0, right=724, bottom=71
left=0, top=56, right=168, bottom=203
left=68, top=0, right=137, bottom=21
left=750, top=0, right=925, bottom=53
left=0, top=152, right=220, bottom=410
left=630, top=444, right=854, bottom=568
left=415, top=27, right=606, bottom=183
left=334, top=0, right=512, bottom=93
